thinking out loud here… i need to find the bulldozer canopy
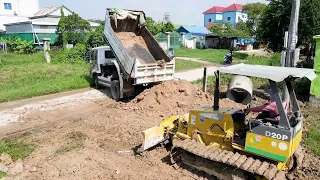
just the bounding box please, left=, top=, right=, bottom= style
left=219, top=64, right=317, bottom=82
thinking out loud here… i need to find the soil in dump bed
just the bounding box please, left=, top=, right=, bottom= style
left=115, top=32, right=159, bottom=64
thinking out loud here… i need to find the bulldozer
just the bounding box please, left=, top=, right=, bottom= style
left=138, top=64, right=317, bottom=180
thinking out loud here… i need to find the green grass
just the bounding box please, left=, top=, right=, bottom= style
left=174, top=48, right=249, bottom=63
left=175, top=59, right=204, bottom=71
left=0, top=53, right=92, bottom=102
left=0, top=171, right=6, bottom=179
left=0, top=140, right=35, bottom=161
left=302, top=106, right=320, bottom=156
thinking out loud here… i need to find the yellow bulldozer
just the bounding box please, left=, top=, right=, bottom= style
left=138, top=64, right=317, bottom=180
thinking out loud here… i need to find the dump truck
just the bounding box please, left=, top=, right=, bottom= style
left=89, top=8, right=175, bottom=100
left=139, top=64, right=317, bottom=180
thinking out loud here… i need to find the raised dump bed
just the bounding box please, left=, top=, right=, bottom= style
left=104, top=8, right=174, bottom=79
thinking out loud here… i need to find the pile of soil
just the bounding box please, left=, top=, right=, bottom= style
left=115, top=32, right=148, bottom=50
left=115, top=80, right=246, bottom=119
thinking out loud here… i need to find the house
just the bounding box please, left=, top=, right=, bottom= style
left=176, top=26, right=211, bottom=49
left=203, top=4, right=248, bottom=27
left=1, top=5, right=99, bottom=45
left=0, top=0, right=39, bottom=32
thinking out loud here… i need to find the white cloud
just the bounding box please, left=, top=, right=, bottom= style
left=40, top=0, right=267, bottom=26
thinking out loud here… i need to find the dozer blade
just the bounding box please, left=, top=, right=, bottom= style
left=141, top=126, right=166, bottom=151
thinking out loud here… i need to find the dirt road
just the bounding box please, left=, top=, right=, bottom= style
left=0, top=80, right=319, bottom=180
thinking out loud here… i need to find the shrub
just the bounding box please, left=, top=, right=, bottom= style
left=196, top=41, right=201, bottom=49
left=0, top=37, right=38, bottom=54
left=50, top=43, right=87, bottom=64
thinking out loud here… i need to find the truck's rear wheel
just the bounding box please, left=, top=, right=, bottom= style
left=111, top=80, right=120, bottom=101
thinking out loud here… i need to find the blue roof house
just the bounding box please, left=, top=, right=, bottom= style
left=176, top=26, right=211, bottom=49
left=176, top=26, right=210, bottom=36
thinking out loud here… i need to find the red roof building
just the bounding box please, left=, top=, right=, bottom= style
left=203, top=3, right=247, bottom=27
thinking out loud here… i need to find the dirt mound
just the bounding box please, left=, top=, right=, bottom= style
left=122, top=80, right=245, bottom=117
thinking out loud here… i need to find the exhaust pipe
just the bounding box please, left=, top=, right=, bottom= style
left=213, top=71, right=219, bottom=110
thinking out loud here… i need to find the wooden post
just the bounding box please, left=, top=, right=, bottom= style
left=202, top=67, right=207, bottom=92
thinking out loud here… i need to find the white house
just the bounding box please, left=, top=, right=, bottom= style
left=0, top=0, right=39, bottom=32
left=1, top=5, right=99, bottom=44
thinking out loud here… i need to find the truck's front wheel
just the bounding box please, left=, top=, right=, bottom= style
left=111, top=80, right=120, bottom=101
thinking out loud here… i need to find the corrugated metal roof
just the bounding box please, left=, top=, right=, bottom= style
left=219, top=64, right=317, bottom=82
left=203, top=3, right=243, bottom=14
left=177, top=26, right=211, bottom=36
left=5, top=17, right=99, bottom=27
left=33, top=6, right=60, bottom=17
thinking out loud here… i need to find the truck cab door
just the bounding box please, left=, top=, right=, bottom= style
left=90, top=50, right=99, bottom=76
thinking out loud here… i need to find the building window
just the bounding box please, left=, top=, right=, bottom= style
left=4, top=3, right=12, bottom=10
left=208, top=18, right=212, bottom=23
left=227, top=17, right=231, bottom=21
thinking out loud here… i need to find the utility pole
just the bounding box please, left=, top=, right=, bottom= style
left=282, top=0, right=301, bottom=103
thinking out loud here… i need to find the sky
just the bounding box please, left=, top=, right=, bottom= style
left=40, top=0, right=267, bottom=26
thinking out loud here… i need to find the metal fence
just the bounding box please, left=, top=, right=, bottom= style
left=170, top=32, right=182, bottom=48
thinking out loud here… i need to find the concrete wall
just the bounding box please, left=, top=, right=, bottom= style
left=236, top=11, right=248, bottom=23
left=159, top=42, right=168, bottom=51
left=0, top=0, right=39, bottom=31
left=0, top=0, right=39, bottom=16
left=223, top=11, right=236, bottom=26
left=204, top=13, right=223, bottom=26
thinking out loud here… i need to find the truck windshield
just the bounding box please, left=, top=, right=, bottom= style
left=105, top=50, right=115, bottom=59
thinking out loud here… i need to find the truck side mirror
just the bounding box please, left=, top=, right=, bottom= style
left=168, top=48, right=174, bottom=60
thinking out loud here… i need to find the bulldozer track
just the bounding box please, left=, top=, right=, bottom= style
left=171, top=138, right=298, bottom=180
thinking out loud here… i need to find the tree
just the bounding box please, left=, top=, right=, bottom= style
left=161, top=21, right=176, bottom=33
left=146, top=17, right=162, bottom=35
left=208, top=22, right=250, bottom=38
left=85, top=21, right=107, bottom=48
left=258, top=0, right=320, bottom=52
left=55, top=7, right=67, bottom=48
left=243, top=2, right=267, bottom=36
left=56, top=10, right=91, bottom=46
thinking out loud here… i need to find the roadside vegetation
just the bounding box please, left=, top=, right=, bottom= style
left=0, top=53, right=91, bottom=102
left=174, top=48, right=249, bottom=63
left=175, top=59, right=204, bottom=71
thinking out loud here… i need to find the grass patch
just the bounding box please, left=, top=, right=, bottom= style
left=175, top=59, right=204, bottom=71
left=0, top=140, right=35, bottom=161
left=0, top=171, right=6, bottom=179
left=302, top=106, right=320, bottom=156
left=0, top=53, right=92, bottom=102
left=174, top=48, right=249, bottom=63
left=174, top=48, right=229, bottom=63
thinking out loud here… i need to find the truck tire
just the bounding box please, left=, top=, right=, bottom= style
left=111, top=80, right=120, bottom=101
left=94, top=74, right=101, bottom=89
